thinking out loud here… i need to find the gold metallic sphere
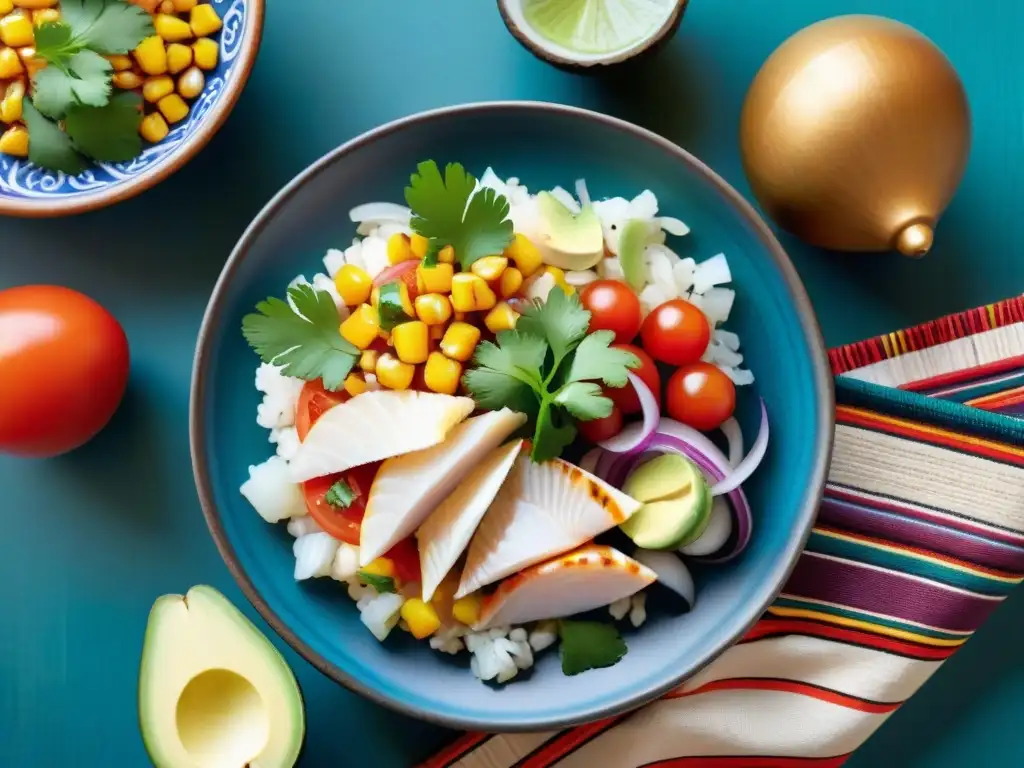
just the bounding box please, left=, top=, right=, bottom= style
left=740, top=15, right=971, bottom=257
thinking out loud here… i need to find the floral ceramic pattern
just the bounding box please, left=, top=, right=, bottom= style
left=0, top=0, right=245, bottom=200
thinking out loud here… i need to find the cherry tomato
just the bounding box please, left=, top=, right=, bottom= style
left=577, top=405, right=624, bottom=445
left=604, top=344, right=660, bottom=415
left=301, top=461, right=381, bottom=545
left=666, top=362, right=736, bottom=431
left=579, top=280, right=643, bottom=344
left=640, top=298, right=710, bottom=366
left=373, top=260, right=420, bottom=299
left=385, top=537, right=421, bottom=584
left=0, top=285, right=129, bottom=458
left=295, top=379, right=350, bottom=441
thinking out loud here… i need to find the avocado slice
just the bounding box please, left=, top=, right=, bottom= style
left=139, top=585, right=304, bottom=768
left=535, top=191, right=605, bottom=270
left=620, top=454, right=713, bottom=550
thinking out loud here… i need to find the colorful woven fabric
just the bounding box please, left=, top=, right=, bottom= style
left=425, top=301, right=1024, bottom=768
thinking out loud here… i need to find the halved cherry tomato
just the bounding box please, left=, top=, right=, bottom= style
left=373, top=260, right=420, bottom=299
left=666, top=362, right=736, bottom=431
left=605, top=343, right=660, bottom=415
left=385, top=537, right=421, bottom=584
left=295, top=379, right=350, bottom=441
left=640, top=298, right=710, bottom=366
left=577, top=405, right=624, bottom=444
left=301, top=461, right=381, bottom=545
left=579, top=279, right=642, bottom=344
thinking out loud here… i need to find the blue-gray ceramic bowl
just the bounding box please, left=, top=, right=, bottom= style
left=191, top=102, right=833, bottom=731
left=0, top=0, right=262, bottom=218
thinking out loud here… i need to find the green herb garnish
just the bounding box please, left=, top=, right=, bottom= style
left=377, top=282, right=410, bottom=332
left=358, top=572, right=397, bottom=594
left=324, top=480, right=356, bottom=509
left=463, top=289, right=639, bottom=463
left=558, top=620, right=627, bottom=675
left=241, top=284, right=360, bottom=392
left=23, top=0, right=153, bottom=172
left=405, top=160, right=514, bottom=269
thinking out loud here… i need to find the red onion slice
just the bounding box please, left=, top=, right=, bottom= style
left=598, top=372, right=659, bottom=454
left=720, top=417, right=743, bottom=467
left=710, top=400, right=768, bottom=496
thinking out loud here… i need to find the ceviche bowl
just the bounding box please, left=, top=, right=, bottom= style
left=0, top=0, right=263, bottom=218
left=191, top=102, right=833, bottom=731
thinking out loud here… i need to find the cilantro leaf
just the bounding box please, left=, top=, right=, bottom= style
left=565, top=331, right=641, bottom=388
left=558, top=620, right=627, bottom=676
left=61, top=0, right=154, bottom=54
left=358, top=572, right=396, bottom=594
left=516, top=289, right=590, bottom=374
left=325, top=480, right=356, bottom=508
left=405, top=160, right=513, bottom=270
left=377, top=282, right=410, bottom=332
left=65, top=91, right=142, bottom=162
left=531, top=401, right=577, bottom=464
left=473, top=331, right=548, bottom=389
left=21, top=98, right=87, bottom=175
left=553, top=382, right=613, bottom=421
left=461, top=367, right=540, bottom=416
left=32, top=50, right=112, bottom=118
left=34, top=21, right=77, bottom=68
left=242, top=284, right=359, bottom=391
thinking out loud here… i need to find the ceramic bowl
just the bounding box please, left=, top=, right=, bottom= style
left=191, top=102, right=833, bottom=731
left=0, top=0, right=263, bottom=218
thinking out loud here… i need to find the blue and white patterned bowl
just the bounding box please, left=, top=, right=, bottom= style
left=0, top=0, right=263, bottom=217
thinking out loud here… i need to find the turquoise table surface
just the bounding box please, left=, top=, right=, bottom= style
left=1, top=0, right=1022, bottom=765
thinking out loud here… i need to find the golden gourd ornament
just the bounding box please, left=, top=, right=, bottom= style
left=740, top=15, right=971, bottom=257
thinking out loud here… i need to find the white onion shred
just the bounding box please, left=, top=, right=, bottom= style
left=575, top=178, right=591, bottom=208
left=349, top=202, right=412, bottom=225
left=712, top=400, right=769, bottom=496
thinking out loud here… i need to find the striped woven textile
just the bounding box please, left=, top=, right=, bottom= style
left=425, top=299, right=1024, bottom=768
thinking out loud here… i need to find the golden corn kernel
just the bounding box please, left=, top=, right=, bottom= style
left=0, top=124, right=27, bottom=157
left=191, top=36, right=217, bottom=69
left=544, top=265, right=575, bottom=295
left=437, top=245, right=455, bottom=264
left=392, top=321, right=429, bottom=365
left=450, top=273, right=496, bottom=313
left=189, top=3, right=222, bottom=36
left=176, top=65, right=204, bottom=99
left=154, top=13, right=193, bottom=42
left=359, top=349, right=379, bottom=374
left=0, top=13, right=33, bottom=48
left=134, top=35, right=168, bottom=75
left=413, top=293, right=452, bottom=326
left=374, top=353, right=415, bottom=391
left=142, top=74, right=174, bottom=103
left=504, top=233, right=543, bottom=277
left=172, top=0, right=197, bottom=10
left=470, top=256, right=508, bottom=282
left=484, top=302, right=520, bottom=334
left=416, top=262, right=453, bottom=294
left=452, top=593, right=482, bottom=626
left=423, top=351, right=462, bottom=396
left=112, top=70, right=143, bottom=89
left=409, top=233, right=429, bottom=259
left=0, top=47, right=22, bottom=77
left=400, top=599, right=441, bottom=639
left=334, top=264, right=373, bottom=307
left=0, top=0, right=13, bottom=13
left=156, top=92, right=188, bottom=123
left=343, top=373, right=368, bottom=397
left=386, top=233, right=417, bottom=265
left=0, top=78, right=24, bottom=123
left=16, top=45, right=42, bottom=76
left=139, top=112, right=169, bottom=143
left=30, top=8, right=59, bottom=24
left=499, top=267, right=523, bottom=298
left=361, top=557, right=395, bottom=579
left=439, top=322, right=481, bottom=362
left=340, top=304, right=380, bottom=350
left=165, top=42, right=191, bottom=74
left=13, top=0, right=57, bottom=8
left=159, top=0, right=173, bottom=12
left=106, top=54, right=133, bottom=71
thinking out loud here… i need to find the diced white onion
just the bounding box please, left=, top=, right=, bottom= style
left=692, top=253, right=732, bottom=294
left=609, top=596, right=631, bottom=620
left=629, top=592, right=647, bottom=628
left=312, top=273, right=346, bottom=316
left=323, top=248, right=346, bottom=277
left=657, top=216, right=690, bottom=236
left=701, top=287, right=736, bottom=327
left=639, top=283, right=670, bottom=316
left=720, top=365, right=756, bottom=386
left=349, top=202, right=412, bottom=225
left=330, top=543, right=361, bottom=581
left=673, top=257, right=696, bottom=295
left=598, top=257, right=625, bottom=281
left=565, top=269, right=599, bottom=287
left=293, top=533, right=339, bottom=580
left=359, top=592, right=404, bottom=641
left=713, top=328, right=741, bottom=352
left=240, top=456, right=307, bottom=523
left=286, top=516, right=322, bottom=538
left=343, top=242, right=366, bottom=271
left=628, top=189, right=659, bottom=220
left=359, top=235, right=390, bottom=279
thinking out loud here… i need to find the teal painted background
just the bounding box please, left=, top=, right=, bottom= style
left=0, top=0, right=1021, bottom=765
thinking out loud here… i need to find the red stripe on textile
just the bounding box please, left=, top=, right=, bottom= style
left=418, top=733, right=490, bottom=768
left=741, top=618, right=956, bottom=660
left=514, top=714, right=629, bottom=768
left=641, top=754, right=852, bottom=767
left=666, top=678, right=901, bottom=714
left=901, top=355, right=1024, bottom=393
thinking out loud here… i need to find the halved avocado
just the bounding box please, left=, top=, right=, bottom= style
left=620, top=454, right=712, bottom=550
left=139, top=585, right=304, bottom=768
left=498, top=0, right=689, bottom=71
left=535, top=191, right=605, bottom=270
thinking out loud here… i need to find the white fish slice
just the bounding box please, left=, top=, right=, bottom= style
left=358, top=409, right=527, bottom=565
left=474, top=545, right=656, bottom=630
left=456, top=457, right=641, bottom=598
left=417, top=439, right=525, bottom=601
left=288, top=391, right=475, bottom=482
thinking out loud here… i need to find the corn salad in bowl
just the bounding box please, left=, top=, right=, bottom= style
left=0, top=0, right=263, bottom=216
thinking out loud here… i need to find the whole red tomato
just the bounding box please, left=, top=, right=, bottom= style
left=666, top=362, right=736, bottom=431
left=640, top=298, right=710, bottom=366
left=577, top=405, right=624, bottom=444
left=0, top=285, right=130, bottom=458
left=579, top=280, right=642, bottom=344
left=604, top=343, right=660, bottom=415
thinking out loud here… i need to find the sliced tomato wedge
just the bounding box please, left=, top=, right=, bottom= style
left=385, top=537, right=421, bottom=584
left=373, top=260, right=420, bottom=298
left=295, top=379, right=350, bottom=441
left=301, top=461, right=381, bottom=545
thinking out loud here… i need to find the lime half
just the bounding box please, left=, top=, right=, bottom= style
left=499, top=0, right=686, bottom=67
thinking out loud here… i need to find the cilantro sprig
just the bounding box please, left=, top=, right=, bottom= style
left=558, top=620, right=627, bottom=675
left=21, top=0, right=154, bottom=173
left=463, top=289, right=640, bottom=463
left=324, top=480, right=356, bottom=509
left=405, top=161, right=514, bottom=269
left=358, top=572, right=397, bottom=594
left=242, top=284, right=360, bottom=392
